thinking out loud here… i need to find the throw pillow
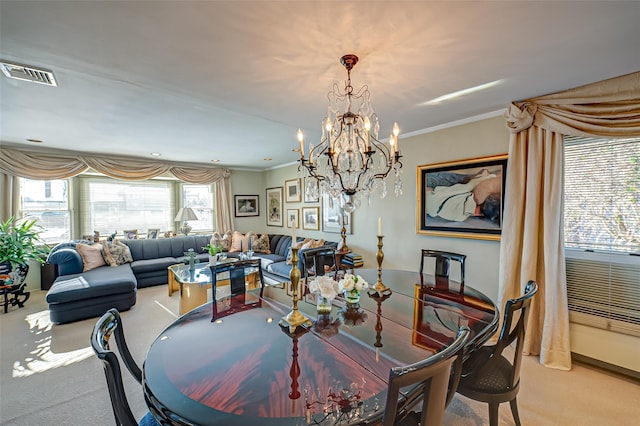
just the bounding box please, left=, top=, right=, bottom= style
left=212, top=231, right=232, bottom=252
left=250, top=233, right=270, bottom=253
left=100, top=240, right=117, bottom=267
left=286, top=238, right=312, bottom=265
left=76, top=243, right=106, bottom=272
left=309, top=238, right=325, bottom=248
left=229, top=231, right=252, bottom=252
left=114, top=240, right=134, bottom=264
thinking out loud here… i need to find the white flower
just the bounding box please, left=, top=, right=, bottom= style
left=308, top=275, right=340, bottom=300
left=338, top=273, right=369, bottom=294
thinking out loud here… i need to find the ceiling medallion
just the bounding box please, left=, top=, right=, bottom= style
left=296, top=54, right=402, bottom=212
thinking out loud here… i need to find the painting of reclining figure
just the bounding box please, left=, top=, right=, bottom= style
left=417, top=154, right=507, bottom=241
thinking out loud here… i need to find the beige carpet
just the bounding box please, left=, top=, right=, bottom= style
left=1, top=286, right=638, bottom=425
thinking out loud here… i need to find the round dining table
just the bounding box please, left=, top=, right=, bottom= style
left=143, top=268, right=498, bottom=425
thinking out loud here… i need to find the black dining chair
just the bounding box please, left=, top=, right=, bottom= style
left=90, top=308, right=159, bottom=426
left=419, top=250, right=466, bottom=291
left=301, top=246, right=339, bottom=281
left=210, top=258, right=265, bottom=320
left=378, top=326, right=471, bottom=426
left=456, top=280, right=538, bottom=426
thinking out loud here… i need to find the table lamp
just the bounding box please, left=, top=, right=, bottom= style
left=175, top=207, right=198, bottom=236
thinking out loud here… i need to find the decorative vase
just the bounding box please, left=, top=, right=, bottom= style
left=209, top=254, right=219, bottom=265
left=316, top=295, right=332, bottom=314
left=344, top=289, right=361, bottom=305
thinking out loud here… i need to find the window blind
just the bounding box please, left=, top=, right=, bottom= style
left=564, top=136, right=640, bottom=336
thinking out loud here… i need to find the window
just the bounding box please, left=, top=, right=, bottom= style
left=19, top=178, right=71, bottom=244
left=79, top=177, right=175, bottom=237
left=182, top=184, right=214, bottom=232
left=564, top=135, right=640, bottom=336
left=564, top=136, right=639, bottom=254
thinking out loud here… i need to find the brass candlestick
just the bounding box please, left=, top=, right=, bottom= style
left=340, top=215, right=349, bottom=252
left=279, top=246, right=312, bottom=332
left=374, top=235, right=389, bottom=293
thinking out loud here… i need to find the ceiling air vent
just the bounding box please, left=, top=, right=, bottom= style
left=0, top=60, right=57, bottom=86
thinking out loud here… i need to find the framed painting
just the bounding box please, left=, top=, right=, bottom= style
left=303, top=177, right=320, bottom=203
left=321, top=194, right=352, bottom=234
left=302, top=206, right=320, bottom=230
left=234, top=195, right=259, bottom=217
left=266, top=187, right=284, bottom=227
left=147, top=228, right=159, bottom=239
left=286, top=209, right=299, bottom=228
left=285, top=178, right=302, bottom=203
left=123, top=229, right=139, bottom=240
left=417, top=154, right=507, bottom=240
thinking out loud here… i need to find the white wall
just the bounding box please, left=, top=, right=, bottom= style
left=228, top=115, right=509, bottom=300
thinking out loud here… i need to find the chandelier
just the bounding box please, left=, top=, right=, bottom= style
left=296, top=54, right=403, bottom=212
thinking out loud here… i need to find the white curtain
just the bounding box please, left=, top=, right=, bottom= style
left=501, top=71, right=640, bottom=370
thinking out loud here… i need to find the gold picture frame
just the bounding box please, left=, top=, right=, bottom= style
left=416, top=154, right=507, bottom=241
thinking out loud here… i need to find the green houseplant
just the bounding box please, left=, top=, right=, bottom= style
left=0, top=217, right=50, bottom=285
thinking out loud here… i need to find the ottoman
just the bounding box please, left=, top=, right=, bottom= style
left=46, top=264, right=137, bottom=324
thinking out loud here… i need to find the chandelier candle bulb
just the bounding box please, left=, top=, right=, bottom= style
left=297, top=129, right=305, bottom=157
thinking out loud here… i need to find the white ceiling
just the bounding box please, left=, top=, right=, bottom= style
left=1, top=1, right=640, bottom=170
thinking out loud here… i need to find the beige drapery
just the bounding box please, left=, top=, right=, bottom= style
left=0, top=147, right=234, bottom=231
left=501, top=71, right=640, bottom=370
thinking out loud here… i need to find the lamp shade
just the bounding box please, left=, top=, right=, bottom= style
left=174, top=207, right=198, bottom=222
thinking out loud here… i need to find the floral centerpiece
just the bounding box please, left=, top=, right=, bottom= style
left=338, top=273, right=369, bottom=305
left=308, top=275, right=340, bottom=314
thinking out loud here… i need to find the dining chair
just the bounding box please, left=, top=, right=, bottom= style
left=210, top=258, right=265, bottom=320
left=456, top=280, right=538, bottom=426
left=419, top=250, right=466, bottom=290
left=300, top=246, right=339, bottom=281
left=380, top=325, right=471, bottom=426
left=90, top=308, right=159, bottom=426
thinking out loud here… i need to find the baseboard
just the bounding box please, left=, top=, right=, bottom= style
left=572, top=353, right=640, bottom=381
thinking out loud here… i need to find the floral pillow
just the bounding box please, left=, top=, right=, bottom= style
left=212, top=231, right=232, bottom=251
left=100, top=240, right=133, bottom=266
left=250, top=233, right=270, bottom=253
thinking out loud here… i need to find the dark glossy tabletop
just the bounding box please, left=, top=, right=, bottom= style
left=143, top=269, right=498, bottom=425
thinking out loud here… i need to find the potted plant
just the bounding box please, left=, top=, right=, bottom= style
left=203, top=243, right=223, bottom=265
left=0, top=217, right=50, bottom=287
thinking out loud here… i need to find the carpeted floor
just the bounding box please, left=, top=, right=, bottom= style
left=1, top=286, right=638, bottom=425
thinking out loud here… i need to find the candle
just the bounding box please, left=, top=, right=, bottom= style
left=378, top=217, right=382, bottom=236
left=292, top=219, right=297, bottom=246
left=297, top=129, right=305, bottom=157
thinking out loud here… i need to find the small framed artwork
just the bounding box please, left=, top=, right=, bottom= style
left=147, top=228, right=159, bottom=239
left=302, top=206, right=320, bottom=231
left=303, top=177, right=319, bottom=203
left=285, top=178, right=302, bottom=203
left=124, top=229, right=139, bottom=240
left=266, top=187, right=284, bottom=227
left=321, top=194, right=352, bottom=234
left=286, top=209, right=299, bottom=228
left=417, top=153, right=508, bottom=241
left=234, top=195, right=259, bottom=217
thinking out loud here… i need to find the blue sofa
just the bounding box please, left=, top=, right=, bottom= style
left=45, top=234, right=335, bottom=323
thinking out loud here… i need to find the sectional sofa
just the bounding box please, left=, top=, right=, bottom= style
left=45, top=233, right=336, bottom=323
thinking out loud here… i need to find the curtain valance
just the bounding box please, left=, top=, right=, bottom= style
left=505, top=71, right=640, bottom=136
left=0, top=147, right=228, bottom=184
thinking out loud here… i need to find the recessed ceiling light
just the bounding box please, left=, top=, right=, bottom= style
left=422, top=79, right=503, bottom=105
left=211, top=159, right=220, bottom=163
left=150, top=152, right=161, bottom=157
left=264, top=157, right=272, bottom=161
left=26, top=138, right=43, bottom=143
